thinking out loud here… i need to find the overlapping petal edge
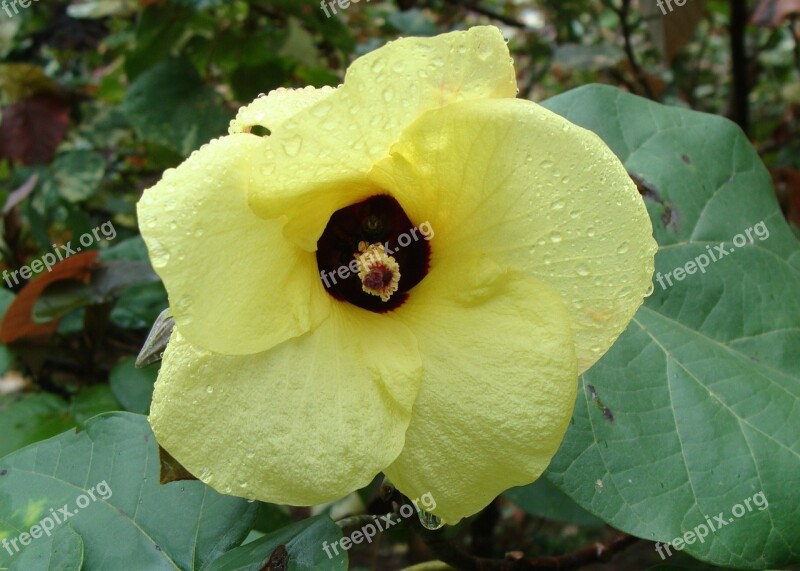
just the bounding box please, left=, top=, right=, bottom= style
left=138, top=26, right=656, bottom=524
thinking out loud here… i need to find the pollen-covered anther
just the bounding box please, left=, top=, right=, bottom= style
left=355, top=241, right=401, bottom=302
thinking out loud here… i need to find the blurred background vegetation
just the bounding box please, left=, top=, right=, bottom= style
left=0, top=1, right=798, bottom=569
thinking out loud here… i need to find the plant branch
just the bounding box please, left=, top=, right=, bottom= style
left=440, top=0, right=528, bottom=29
left=729, top=0, right=750, bottom=134
left=609, top=0, right=655, bottom=99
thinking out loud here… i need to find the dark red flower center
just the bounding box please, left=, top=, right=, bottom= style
left=316, top=195, right=431, bottom=312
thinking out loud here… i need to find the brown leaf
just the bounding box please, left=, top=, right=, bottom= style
left=770, top=166, right=800, bottom=227
left=0, top=251, right=98, bottom=344
left=259, top=545, right=289, bottom=571
left=752, top=0, right=800, bottom=27
left=640, top=0, right=707, bottom=63
left=159, top=444, right=198, bottom=485
left=0, top=94, right=70, bottom=165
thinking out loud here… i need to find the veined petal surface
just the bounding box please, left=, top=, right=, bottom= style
left=137, top=135, right=329, bottom=355
left=150, top=305, right=422, bottom=505
left=229, top=85, right=337, bottom=134
left=385, top=254, right=578, bottom=524
left=372, top=98, right=656, bottom=373
left=246, top=26, right=518, bottom=250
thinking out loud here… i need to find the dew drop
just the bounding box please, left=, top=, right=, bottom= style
left=540, top=159, right=554, bottom=169
left=576, top=263, right=590, bottom=277
left=418, top=509, right=445, bottom=530
left=282, top=135, right=302, bottom=157
left=551, top=199, right=565, bottom=210
left=477, top=41, right=493, bottom=60
left=616, top=242, right=629, bottom=254
left=149, top=239, right=170, bottom=269
left=198, top=467, right=213, bottom=483
left=383, top=89, right=394, bottom=102
left=549, top=231, right=563, bottom=243
left=206, top=385, right=213, bottom=394
left=645, top=283, right=655, bottom=296
left=587, top=227, right=596, bottom=238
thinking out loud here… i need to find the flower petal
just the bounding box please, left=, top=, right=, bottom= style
left=228, top=85, right=337, bottom=135
left=150, top=305, right=423, bottom=505
left=246, top=26, right=518, bottom=250
left=137, top=134, right=330, bottom=355
left=372, top=98, right=656, bottom=373
left=384, top=254, right=578, bottom=524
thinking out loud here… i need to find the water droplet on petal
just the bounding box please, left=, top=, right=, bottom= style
left=540, top=159, right=554, bottom=169
left=616, top=242, right=629, bottom=254
left=149, top=238, right=170, bottom=269
left=577, top=263, right=590, bottom=276
left=418, top=509, right=444, bottom=530
left=549, top=231, right=563, bottom=243
left=551, top=199, right=565, bottom=210
left=645, top=283, right=655, bottom=296
left=282, top=135, right=302, bottom=157
left=383, top=89, right=394, bottom=102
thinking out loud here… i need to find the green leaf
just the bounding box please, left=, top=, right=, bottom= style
left=207, top=516, right=347, bottom=571
left=49, top=151, right=105, bottom=203
left=0, top=387, right=118, bottom=457
left=8, top=525, right=84, bottom=571
left=541, top=85, right=800, bottom=569
left=32, top=261, right=160, bottom=323
left=503, top=477, right=602, bottom=526
left=0, top=413, right=258, bottom=570
left=109, top=357, right=157, bottom=414
left=122, top=58, right=231, bottom=157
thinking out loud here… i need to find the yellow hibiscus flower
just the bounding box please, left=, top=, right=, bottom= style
left=136, top=26, right=656, bottom=524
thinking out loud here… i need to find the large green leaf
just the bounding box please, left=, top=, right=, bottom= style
left=541, top=85, right=800, bottom=569
left=7, top=525, right=83, bottom=571
left=109, top=357, right=157, bottom=414
left=207, top=516, right=347, bottom=571
left=503, top=477, right=602, bottom=526
left=0, top=413, right=258, bottom=570
left=122, top=58, right=231, bottom=157
left=0, top=387, right=119, bottom=457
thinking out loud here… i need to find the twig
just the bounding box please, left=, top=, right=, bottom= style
left=729, top=0, right=749, bottom=134
left=440, top=0, right=528, bottom=29
left=612, top=0, right=655, bottom=99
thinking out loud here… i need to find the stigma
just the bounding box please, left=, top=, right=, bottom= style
left=355, top=242, right=401, bottom=302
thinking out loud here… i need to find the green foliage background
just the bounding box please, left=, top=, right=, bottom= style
left=0, top=1, right=798, bottom=570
